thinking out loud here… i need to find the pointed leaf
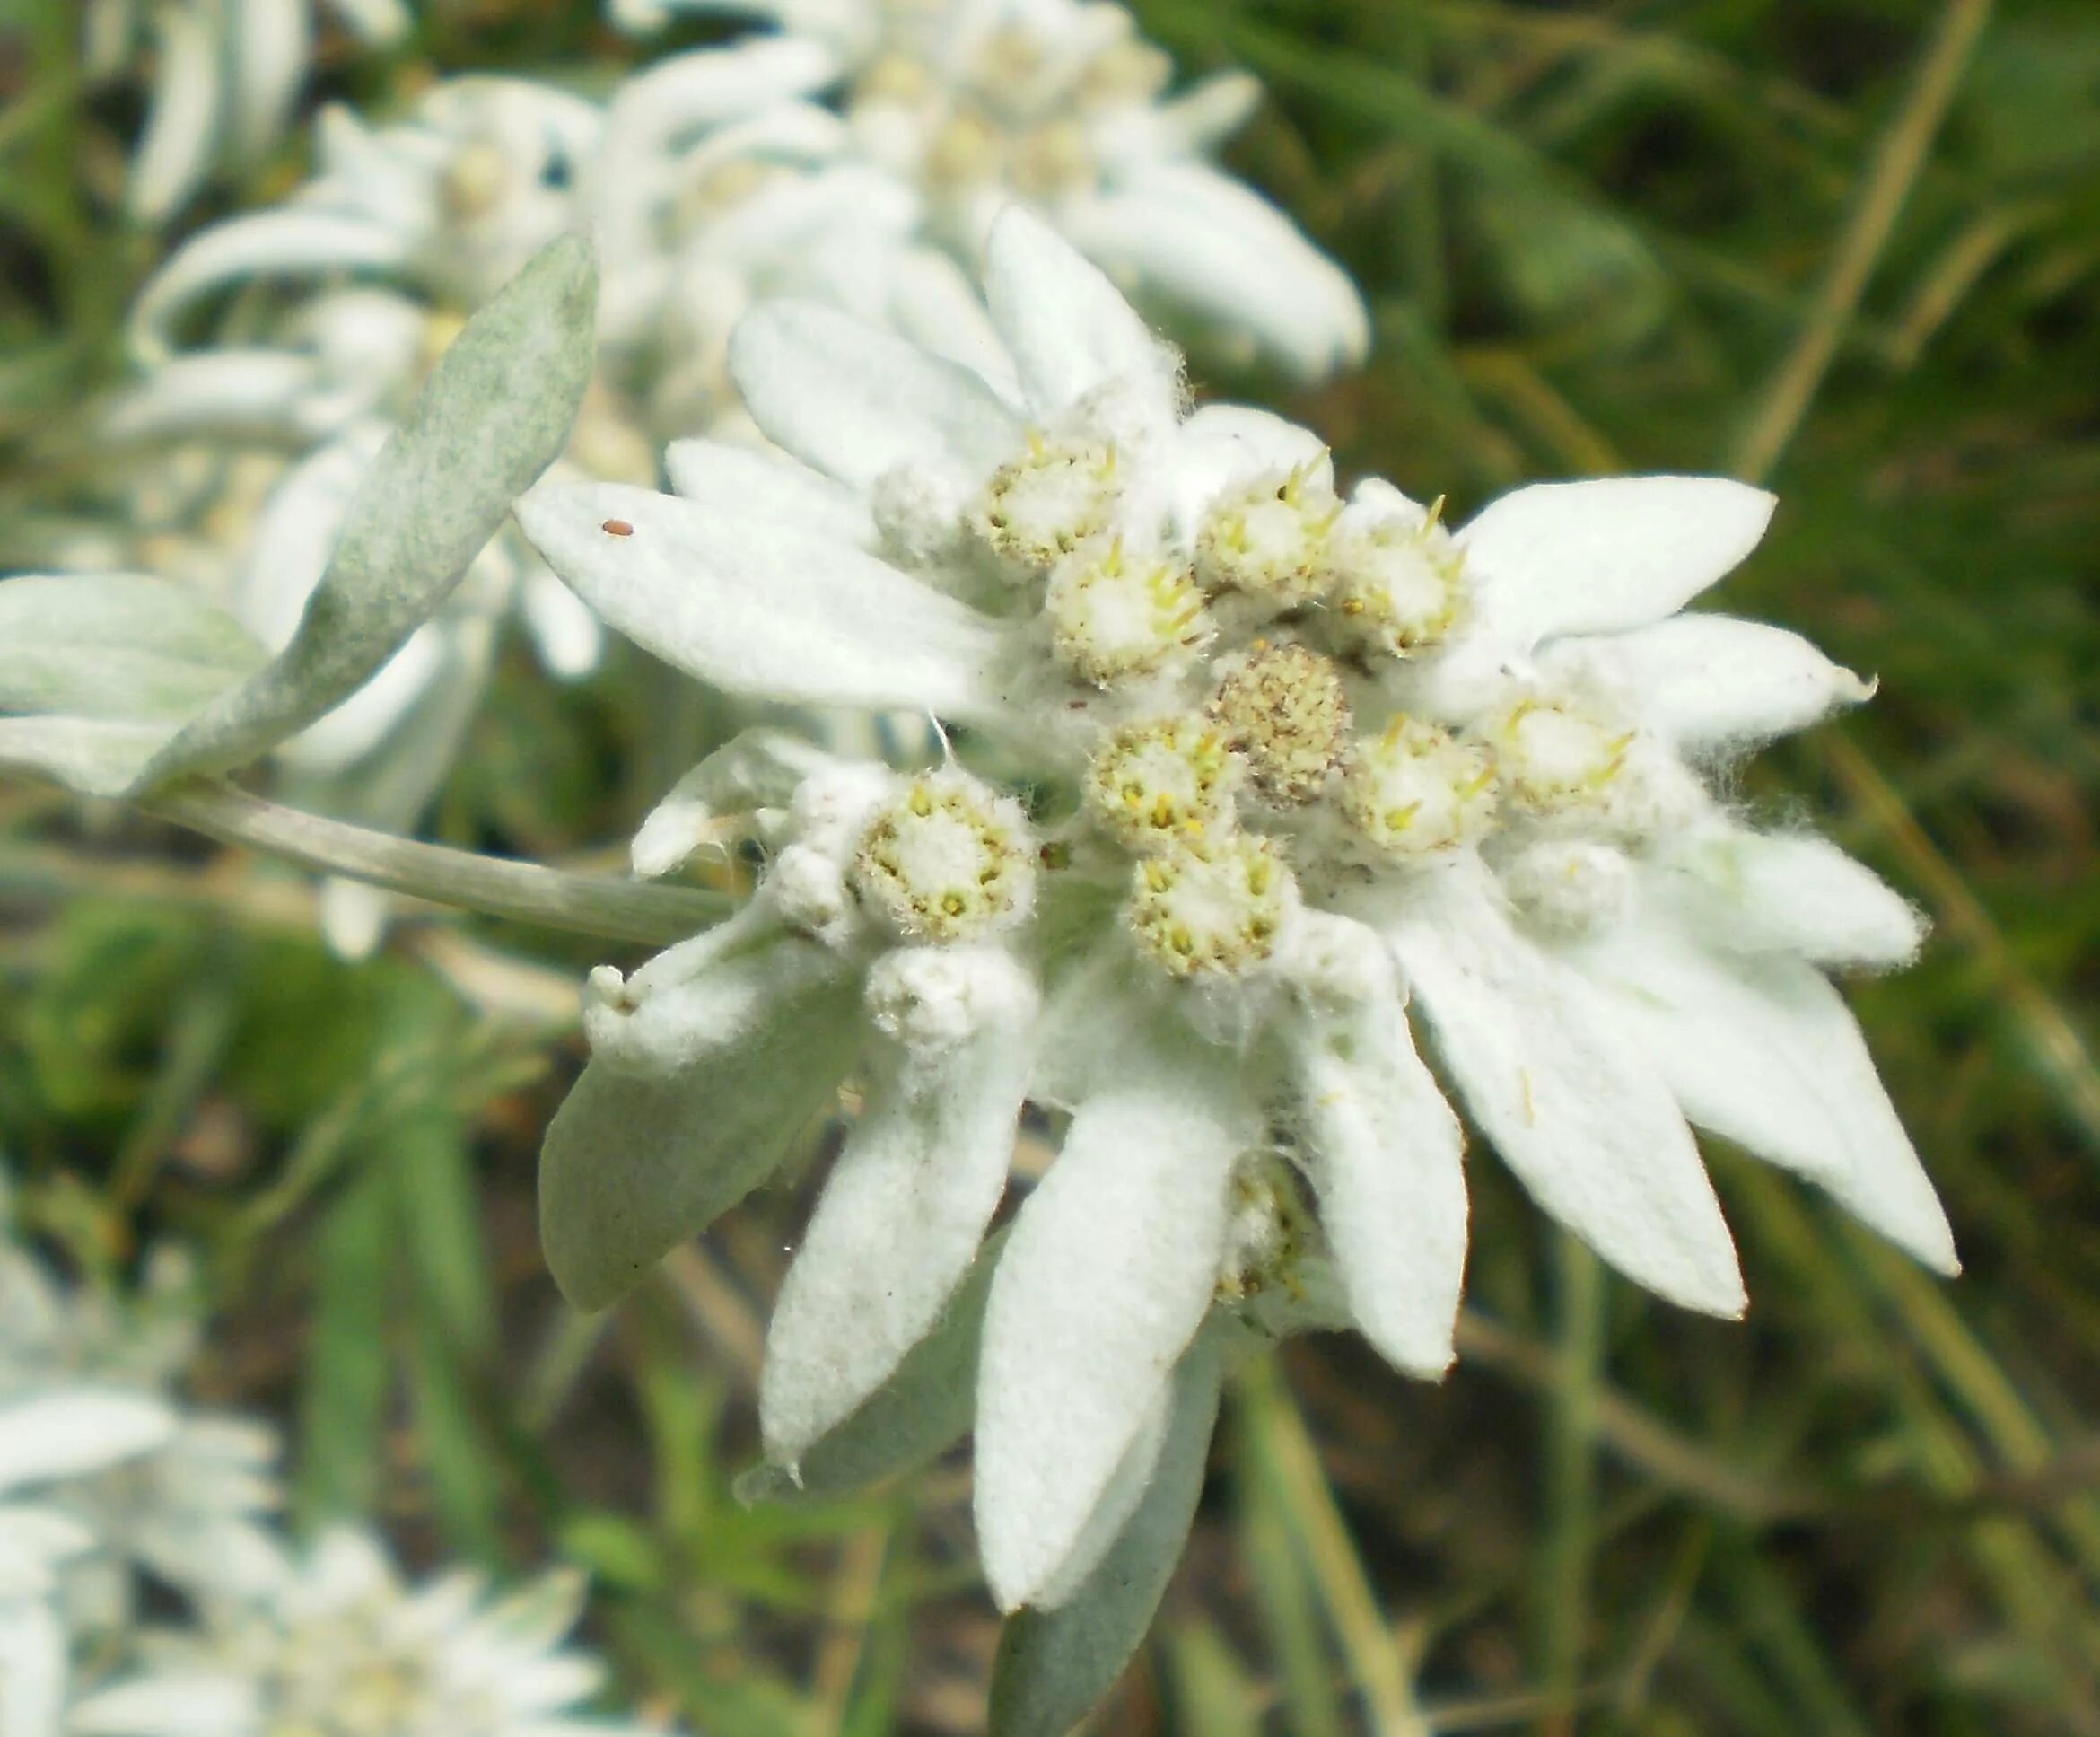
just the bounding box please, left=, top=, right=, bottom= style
left=736, top=1228, right=1007, bottom=1508
left=989, top=1338, right=1223, bottom=1737
left=130, top=234, right=599, bottom=792
left=0, top=574, right=267, bottom=723
left=976, top=1048, right=1252, bottom=1611
left=542, top=957, right=862, bottom=1312
left=760, top=949, right=1037, bottom=1464
left=1383, top=863, right=1746, bottom=1317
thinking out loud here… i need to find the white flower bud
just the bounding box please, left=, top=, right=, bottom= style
left=439, top=139, right=511, bottom=224
left=923, top=107, right=1004, bottom=189
left=1085, top=715, right=1236, bottom=850
left=1077, top=38, right=1175, bottom=106
left=785, top=763, right=894, bottom=861
left=766, top=844, right=862, bottom=951
left=1500, top=839, right=1634, bottom=940
left=864, top=944, right=1037, bottom=1054
left=1341, top=717, right=1499, bottom=860
left=854, top=52, right=935, bottom=108
left=1127, top=836, right=1298, bottom=978
left=1194, top=462, right=1340, bottom=607
left=1207, top=641, right=1352, bottom=805
left=1329, top=497, right=1464, bottom=659
left=853, top=770, right=1037, bottom=943
left=972, top=434, right=1123, bottom=570
left=1045, top=538, right=1208, bottom=684
left=1010, top=120, right=1094, bottom=199
left=1215, top=1155, right=1307, bottom=1304
left=871, top=462, right=968, bottom=569
left=1489, top=695, right=1636, bottom=819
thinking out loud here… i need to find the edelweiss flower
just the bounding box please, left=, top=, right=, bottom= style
left=0, top=1205, right=284, bottom=1623
left=608, top=0, right=1369, bottom=379
left=103, top=83, right=620, bottom=955
left=118, top=77, right=602, bottom=440
left=587, top=39, right=1012, bottom=435
left=521, top=209, right=1952, bottom=1614
left=87, top=0, right=415, bottom=224
left=230, top=423, right=605, bottom=956
left=0, top=1390, right=177, bottom=1737
left=542, top=748, right=1041, bottom=1463
left=69, top=1528, right=658, bottom=1737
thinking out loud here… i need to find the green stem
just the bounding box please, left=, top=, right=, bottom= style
left=1539, top=1233, right=1605, bottom=1737
left=142, top=780, right=732, bottom=948
left=1729, top=0, right=1993, bottom=482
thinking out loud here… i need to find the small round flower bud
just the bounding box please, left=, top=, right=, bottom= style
left=1500, top=840, right=1634, bottom=940
left=853, top=771, right=1036, bottom=943
left=1128, top=836, right=1297, bottom=979
left=1045, top=538, right=1208, bottom=685
left=864, top=945, right=1037, bottom=1054
left=1194, top=463, right=1341, bottom=607
left=870, top=463, right=967, bottom=568
left=1489, top=696, right=1636, bottom=817
left=1341, top=717, right=1499, bottom=859
left=1077, top=38, right=1175, bottom=106
left=766, top=844, right=859, bottom=950
left=1010, top=120, right=1093, bottom=198
left=1207, top=642, right=1352, bottom=805
left=1329, top=503, right=1463, bottom=659
left=1086, top=716, right=1236, bottom=850
left=855, top=51, right=935, bottom=107
left=1215, top=1156, right=1307, bottom=1303
left=973, top=434, right=1121, bottom=570
left=439, top=140, right=511, bottom=223
left=923, top=107, right=1002, bottom=188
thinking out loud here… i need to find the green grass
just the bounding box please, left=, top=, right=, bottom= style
left=4, top=0, right=2100, bottom=1731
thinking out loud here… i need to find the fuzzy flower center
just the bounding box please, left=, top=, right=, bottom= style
left=1086, top=716, right=1236, bottom=848
left=973, top=434, right=1120, bottom=569
left=1341, top=717, right=1500, bottom=859
left=1127, top=836, right=1296, bottom=978
left=1207, top=641, right=1352, bottom=805
left=1490, top=697, right=1634, bottom=816
left=1194, top=463, right=1341, bottom=606
left=1045, top=538, right=1208, bottom=684
left=1329, top=504, right=1464, bottom=657
left=853, top=773, right=1036, bottom=943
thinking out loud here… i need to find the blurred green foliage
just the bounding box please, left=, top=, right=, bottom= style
left=3, top=0, right=2099, bottom=1732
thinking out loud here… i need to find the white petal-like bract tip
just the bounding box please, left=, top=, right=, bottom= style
left=760, top=950, right=1037, bottom=1462
left=1459, top=476, right=1777, bottom=652
left=983, top=204, right=1172, bottom=417
left=729, top=300, right=1024, bottom=490
left=976, top=1057, right=1253, bottom=1611
left=515, top=480, right=1005, bottom=722
left=1386, top=864, right=1746, bottom=1319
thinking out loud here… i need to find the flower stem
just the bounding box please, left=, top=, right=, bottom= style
left=1729, top=0, right=1992, bottom=482
left=142, top=779, right=731, bottom=948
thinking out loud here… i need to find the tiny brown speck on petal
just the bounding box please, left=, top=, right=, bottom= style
left=601, top=519, right=634, bottom=537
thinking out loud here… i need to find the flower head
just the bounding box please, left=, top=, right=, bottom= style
left=520, top=209, right=1948, bottom=1627
left=69, top=1529, right=657, bottom=1737
left=613, top=0, right=1369, bottom=379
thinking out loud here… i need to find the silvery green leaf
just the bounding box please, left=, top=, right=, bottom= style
left=988, top=1336, right=1223, bottom=1737
left=129, top=233, right=599, bottom=793
left=0, top=573, right=267, bottom=723
left=540, top=960, right=862, bottom=1312
left=736, top=1226, right=1007, bottom=1509
left=0, top=716, right=182, bottom=799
